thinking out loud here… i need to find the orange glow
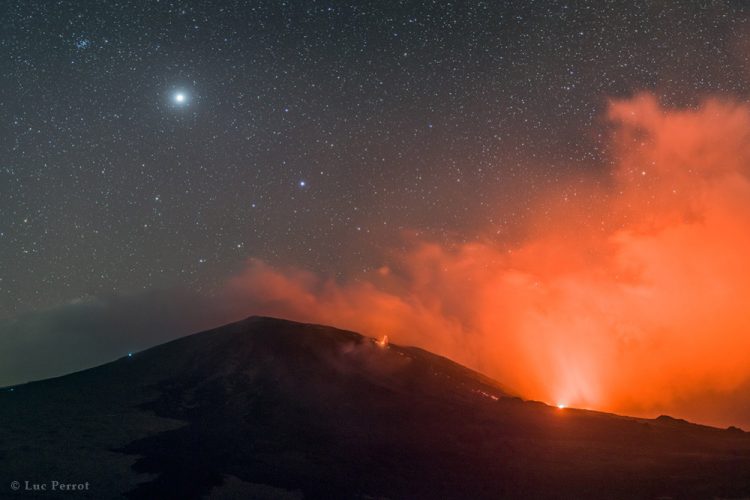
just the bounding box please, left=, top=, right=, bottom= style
left=376, top=335, right=389, bottom=348
left=224, top=94, right=750, bottom=429
left=557, top=404, right=566, bottom=410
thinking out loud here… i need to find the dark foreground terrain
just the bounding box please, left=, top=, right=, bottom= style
left=1, top=316, right=749, bottom=499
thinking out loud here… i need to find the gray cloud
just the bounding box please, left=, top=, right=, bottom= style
left=0, top=288, right=240, bottom=387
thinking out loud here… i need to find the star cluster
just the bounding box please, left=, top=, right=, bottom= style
left=1, top=0, right=748, bottom=316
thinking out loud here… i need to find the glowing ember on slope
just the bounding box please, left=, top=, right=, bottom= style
left=375, top=335, right=389, bottom=348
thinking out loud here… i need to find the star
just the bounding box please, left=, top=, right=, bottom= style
left=172, top=91, right=188, bottom=105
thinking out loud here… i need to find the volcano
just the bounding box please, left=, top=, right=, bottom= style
left=1, top=316, right=749, bottom=499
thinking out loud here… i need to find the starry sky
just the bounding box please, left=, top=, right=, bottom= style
left=3, top=0, right=749, bottom=318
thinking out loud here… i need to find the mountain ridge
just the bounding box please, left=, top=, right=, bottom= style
left=1, top=316, right=749, bottom=499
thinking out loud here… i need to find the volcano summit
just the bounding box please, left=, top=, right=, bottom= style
left=1, top=317, right=749, bottom=499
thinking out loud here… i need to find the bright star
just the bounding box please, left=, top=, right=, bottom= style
left=171, top=90, right=191, bottom=106
left=299, top=180, right=306, bottom=187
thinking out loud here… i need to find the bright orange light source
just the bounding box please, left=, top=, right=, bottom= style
left=557, top=404, right=566, bottom=409
left=376, top=335, right=389, bottom=348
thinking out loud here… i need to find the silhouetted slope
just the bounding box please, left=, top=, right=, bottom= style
left=1, top=316, right=749, bottom=499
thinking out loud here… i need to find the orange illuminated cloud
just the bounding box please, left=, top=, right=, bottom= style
left=224, top=94, right=750, bottom=429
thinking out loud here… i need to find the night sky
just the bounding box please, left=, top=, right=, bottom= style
left=3, top=1, right=748, bottom=317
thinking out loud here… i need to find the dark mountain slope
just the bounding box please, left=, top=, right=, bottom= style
left=1, top=316, right=749, bottom=499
